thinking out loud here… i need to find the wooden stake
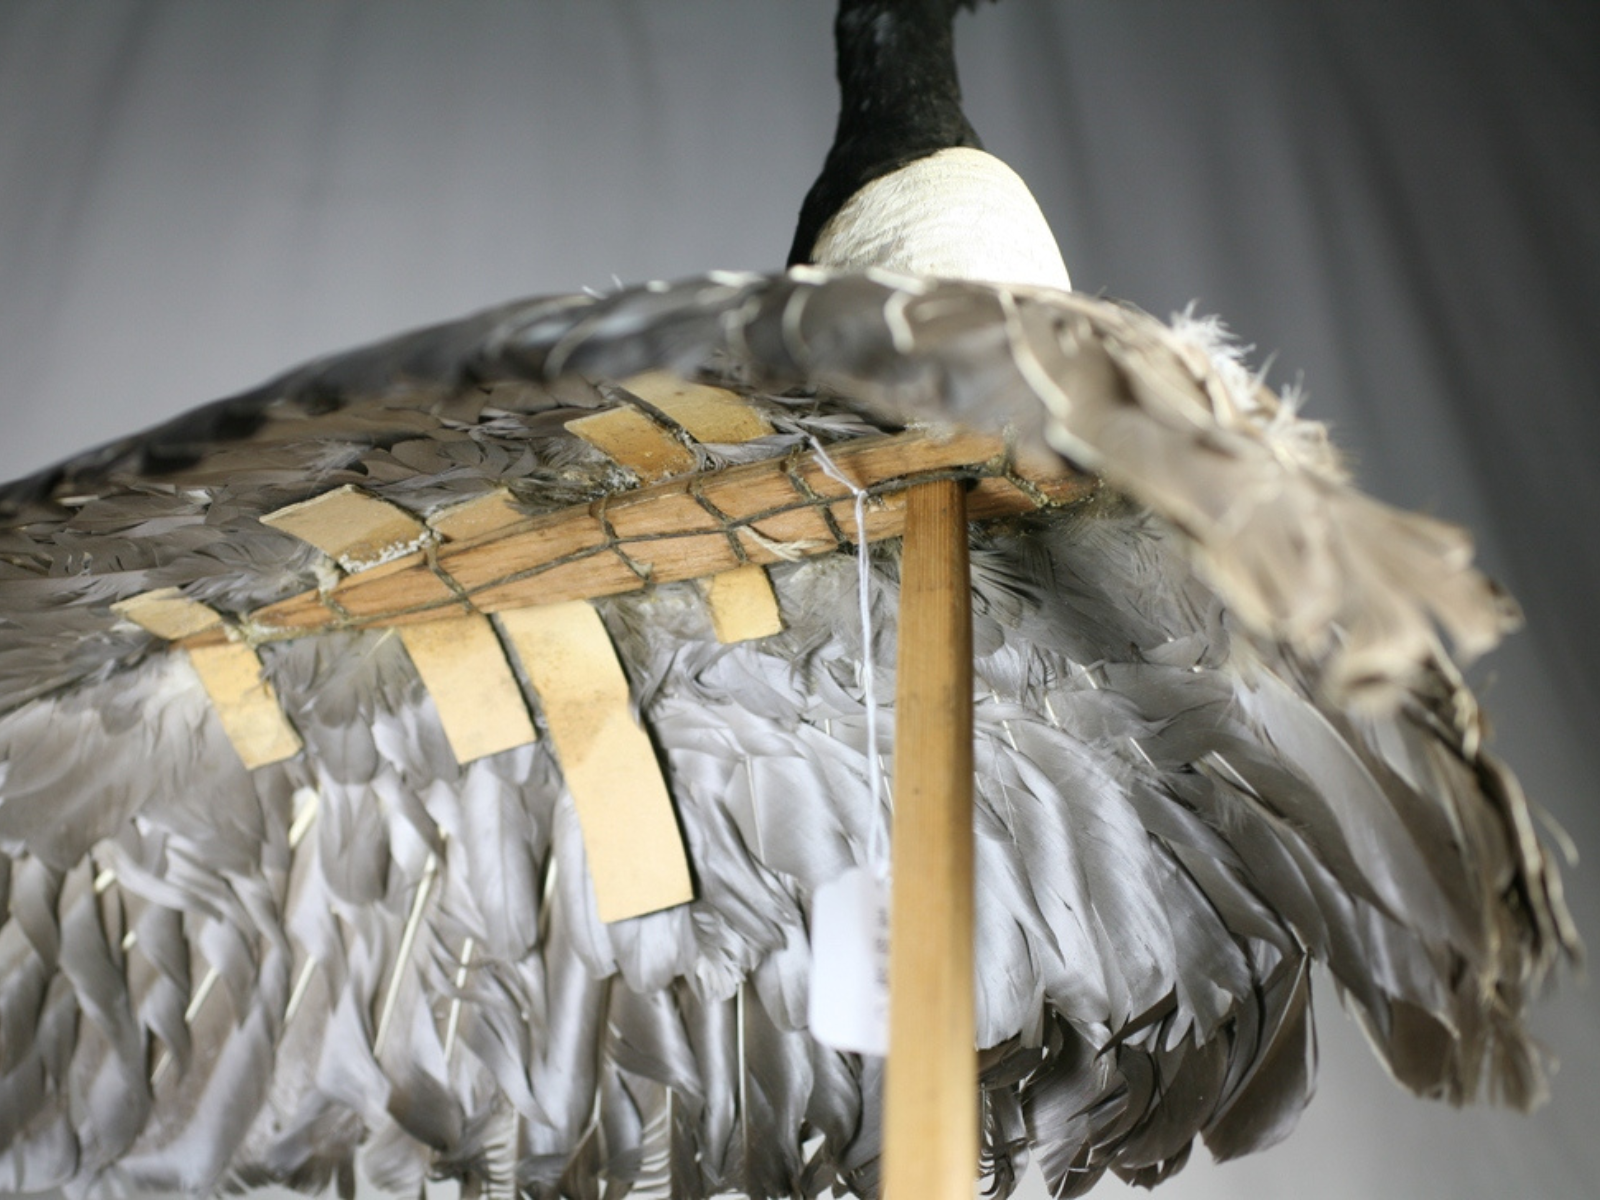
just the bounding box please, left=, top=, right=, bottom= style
left=883, top=478, right=975, bottom=1200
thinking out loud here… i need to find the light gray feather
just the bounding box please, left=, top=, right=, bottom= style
left=0, top=270, right=1575, bottom=1196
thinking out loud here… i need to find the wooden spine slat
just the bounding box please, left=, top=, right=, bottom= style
left=200, top=432, right=1093, bottom=649
left=883, top=479, right=976, bottom=1200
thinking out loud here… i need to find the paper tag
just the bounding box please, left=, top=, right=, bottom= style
left=807, top=865, right=890, bottom=1056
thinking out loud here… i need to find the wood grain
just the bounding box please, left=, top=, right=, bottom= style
left=882, top=478, right=976, bottom=1200
left=187, top=431, right=1094, bottom=649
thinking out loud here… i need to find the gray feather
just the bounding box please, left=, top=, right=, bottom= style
left=0, top=269, right=1574, bottom=1196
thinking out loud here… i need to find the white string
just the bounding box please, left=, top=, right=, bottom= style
left=808, top=438, right=889, bottom=872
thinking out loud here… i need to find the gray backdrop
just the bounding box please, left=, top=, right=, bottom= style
left=1, top=2, right=1596, bottom=1198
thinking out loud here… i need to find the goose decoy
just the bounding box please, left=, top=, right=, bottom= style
left=0, top=2, right=1576, bottom=1198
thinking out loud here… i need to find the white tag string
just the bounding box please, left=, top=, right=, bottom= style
left=806, top=437, right=893, bottom=1056
left=808, top=437, right=889, bottom=871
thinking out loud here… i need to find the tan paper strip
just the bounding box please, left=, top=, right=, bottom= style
left=702, top=565, right=784, bottom=643
left=186, top=642, right=303, bottom=769
left=428, top=490, right=526, bottom=542
left=499, top=603, right=694, bottom=922
left=620, top=371, right=775, bottom=443
left=114, top=587, right=223, bottom=640
left=399, top=614, right=536, bottom=764
left=566, top=407, right=697, bottom=481
left=262, top=485, right=427, bottom=570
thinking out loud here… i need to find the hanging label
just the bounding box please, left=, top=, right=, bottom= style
left=807, top=865, right=890, bottom=1056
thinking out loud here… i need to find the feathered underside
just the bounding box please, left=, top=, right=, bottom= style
left=0, top=269, right=1577, bottom=1197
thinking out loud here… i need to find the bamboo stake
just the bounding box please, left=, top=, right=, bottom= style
left=883, top=478, right=975, bottom=1200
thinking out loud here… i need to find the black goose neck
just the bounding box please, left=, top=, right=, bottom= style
left=787, top=0, right=984, bottom=266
